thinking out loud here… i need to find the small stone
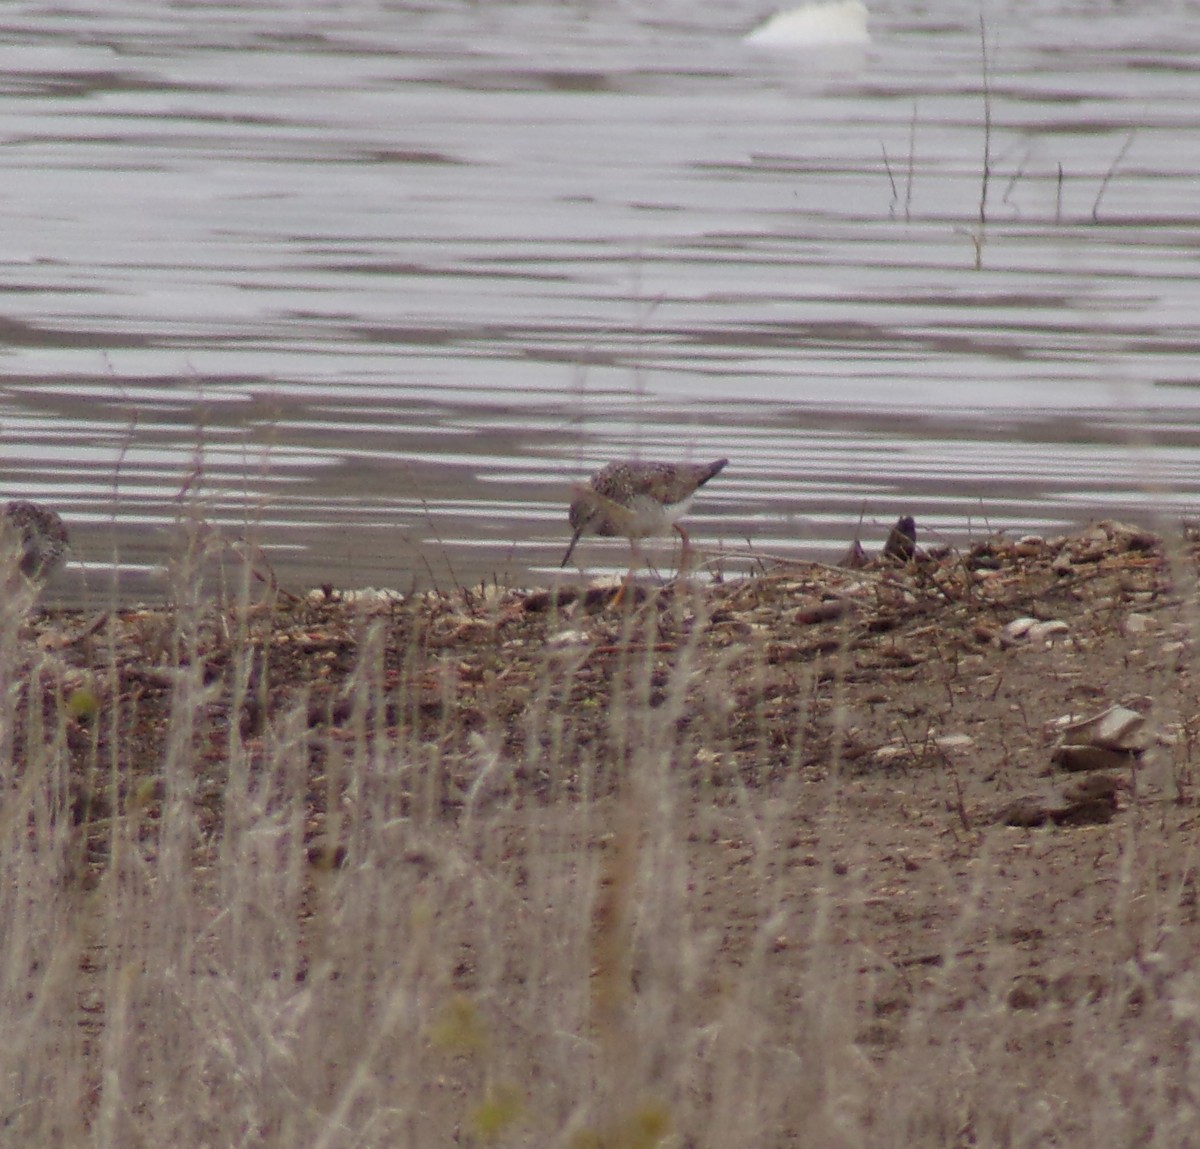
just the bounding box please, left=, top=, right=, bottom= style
left=1009, top=976, right=1047, bottom=1010
left=1062, top=774, right=1123, bottom=804
left=1003, top=617, right=1037, bottom=640
left=1058, top=704, right=1147, bottom=751
left=935, top=734, right=974, bottom=751
left=1122, top=612, right=1157, bottom=636
left=1051, top=745, right=1135, bottom=773
left=1053, top=798, right=1115, bottom=826
left=997, top=796, right=1051, bottom=827
left=1027, top=620, right=1070, bottom=643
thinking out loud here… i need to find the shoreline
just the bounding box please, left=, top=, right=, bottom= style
left=9, top=516, right=1199, bottom=1143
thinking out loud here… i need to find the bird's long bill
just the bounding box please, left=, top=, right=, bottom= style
left=562, top=483, right=643, bottom=567
left=561, top=524, right=584, bottom=567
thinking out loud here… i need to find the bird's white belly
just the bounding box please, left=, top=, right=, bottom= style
left=624, top=493, right=693, bottom=539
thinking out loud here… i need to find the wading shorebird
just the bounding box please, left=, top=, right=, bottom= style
left=1, top=500, right=69, bottom=582
left=561, top=458, right=728, bottom=600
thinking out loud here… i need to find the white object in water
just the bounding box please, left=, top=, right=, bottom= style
left=745, top=0, right=870, bottom=49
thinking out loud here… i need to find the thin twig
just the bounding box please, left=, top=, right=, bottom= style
left=1001, top=148, right=1029, bottom=216
left=881, top=143, right=899, bottom=218
left=1092, top=129, right=1136, bottom=223
left=978, top=13, right=992, bottom=232
left=420, top=494, right=460, bottom=592
left=905, top=101, right=917, bottom=221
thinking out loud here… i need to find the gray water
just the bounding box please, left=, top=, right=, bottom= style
left=2, top=0, right=1199, bottom=603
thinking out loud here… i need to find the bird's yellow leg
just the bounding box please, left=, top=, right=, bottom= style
left=609, top=566, right=636, bottom=609
left=609, top=540, right=647, bottom=608
left=674, top=523, right=693, bottom=575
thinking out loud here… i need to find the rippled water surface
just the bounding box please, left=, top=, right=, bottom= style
left=2, top=0, right=1199, bottom=602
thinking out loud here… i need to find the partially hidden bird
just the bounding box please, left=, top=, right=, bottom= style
left=1, top=500, right=69, bottom=582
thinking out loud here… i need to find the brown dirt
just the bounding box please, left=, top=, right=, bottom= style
left=25, top=517, right=1200, bottom=1141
